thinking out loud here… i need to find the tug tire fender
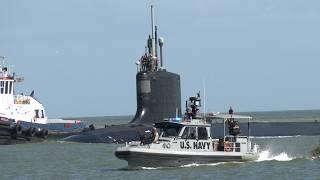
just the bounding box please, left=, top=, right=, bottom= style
left=40, top=129, right=48, bottom=139
left=27, top=127, right=36, bottom=137
left=13, top=124, right=22, bottom=136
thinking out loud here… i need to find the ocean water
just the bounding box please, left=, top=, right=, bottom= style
left=1, top=110, right=320, bottom=180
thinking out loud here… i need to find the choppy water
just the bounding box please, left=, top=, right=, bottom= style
left=1, top=110, right=320, bottom=180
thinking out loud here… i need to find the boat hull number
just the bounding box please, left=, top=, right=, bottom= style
left=162, top=143, right=171, bottom=149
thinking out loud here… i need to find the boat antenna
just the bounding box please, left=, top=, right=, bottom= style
left=247, top=117, right=251, bottom=151
left=203, top=79, right=206, bottom=120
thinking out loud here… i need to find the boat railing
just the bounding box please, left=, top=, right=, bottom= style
left=225, top=135, right=249, bottom=140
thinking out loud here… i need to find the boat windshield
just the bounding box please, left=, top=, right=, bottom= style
left=160, top=125, right=182, bottom=137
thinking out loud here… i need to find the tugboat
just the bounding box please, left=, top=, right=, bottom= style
left=0, top=57, right=86, bottom=144
left=115, top=93, right=259, bottom=168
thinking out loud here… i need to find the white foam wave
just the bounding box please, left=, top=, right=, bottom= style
left=141, top=167, right=159, bottom=170
left=141, top=162, right=232, bottom=169
left=181, top=161, right=242, bottom=168
left=180, top=163, right=201, bottom=167
left=252, top=135, right=301, bottom=139
left=257, top=150, right=294, bottom=162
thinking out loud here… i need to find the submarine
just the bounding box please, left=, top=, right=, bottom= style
left=63, top=5, right=181, bottom=143
left=63, top=5, right=320, bottom=143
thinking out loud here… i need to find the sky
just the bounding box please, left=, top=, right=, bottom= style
left=1, top=0, right=320, bottom=118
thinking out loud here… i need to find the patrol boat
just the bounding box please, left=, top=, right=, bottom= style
left=115, top=93, right=259, bottom=168
left=0, top=57, right=86, bottom=144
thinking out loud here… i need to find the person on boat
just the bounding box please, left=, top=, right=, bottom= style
left=140, top=131, right=152, bottom=145
left=227, top=107, right=240, bottom=137
left=190, top=104, right=198, bottom=119
left=228, top=120, right=241, bottom=136
left=190, top=97, right=199, bottom=119
left=152, top=127, right=159, bottom=143
left=218, top=138, right=224, bottom=151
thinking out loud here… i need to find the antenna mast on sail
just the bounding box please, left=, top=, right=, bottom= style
left=137, top=5, right=162, bottom=72
left=151, top=5, right=156, bottom=60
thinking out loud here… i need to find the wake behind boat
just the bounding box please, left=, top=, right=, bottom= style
left=115, top=93, right=259, bottom=168
left=0, top=57, right=86, bottom=144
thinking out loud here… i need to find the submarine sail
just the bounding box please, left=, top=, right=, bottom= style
left=131, top=5, right=181, bottom=124
left=63, top=5, right=181, bottom=143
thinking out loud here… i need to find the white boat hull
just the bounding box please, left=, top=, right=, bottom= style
left=115, top=146, right=258, bottom=168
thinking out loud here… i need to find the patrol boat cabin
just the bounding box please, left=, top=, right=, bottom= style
left=115, top=93, right=259, bottom=168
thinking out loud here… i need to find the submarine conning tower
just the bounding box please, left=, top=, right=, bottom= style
left=130, top=5, right=181, bottom=124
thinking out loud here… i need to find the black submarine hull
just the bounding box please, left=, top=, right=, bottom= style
left=64, top=124, right=153, bottom=143
left=63, top=121, right=320, bottom=143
